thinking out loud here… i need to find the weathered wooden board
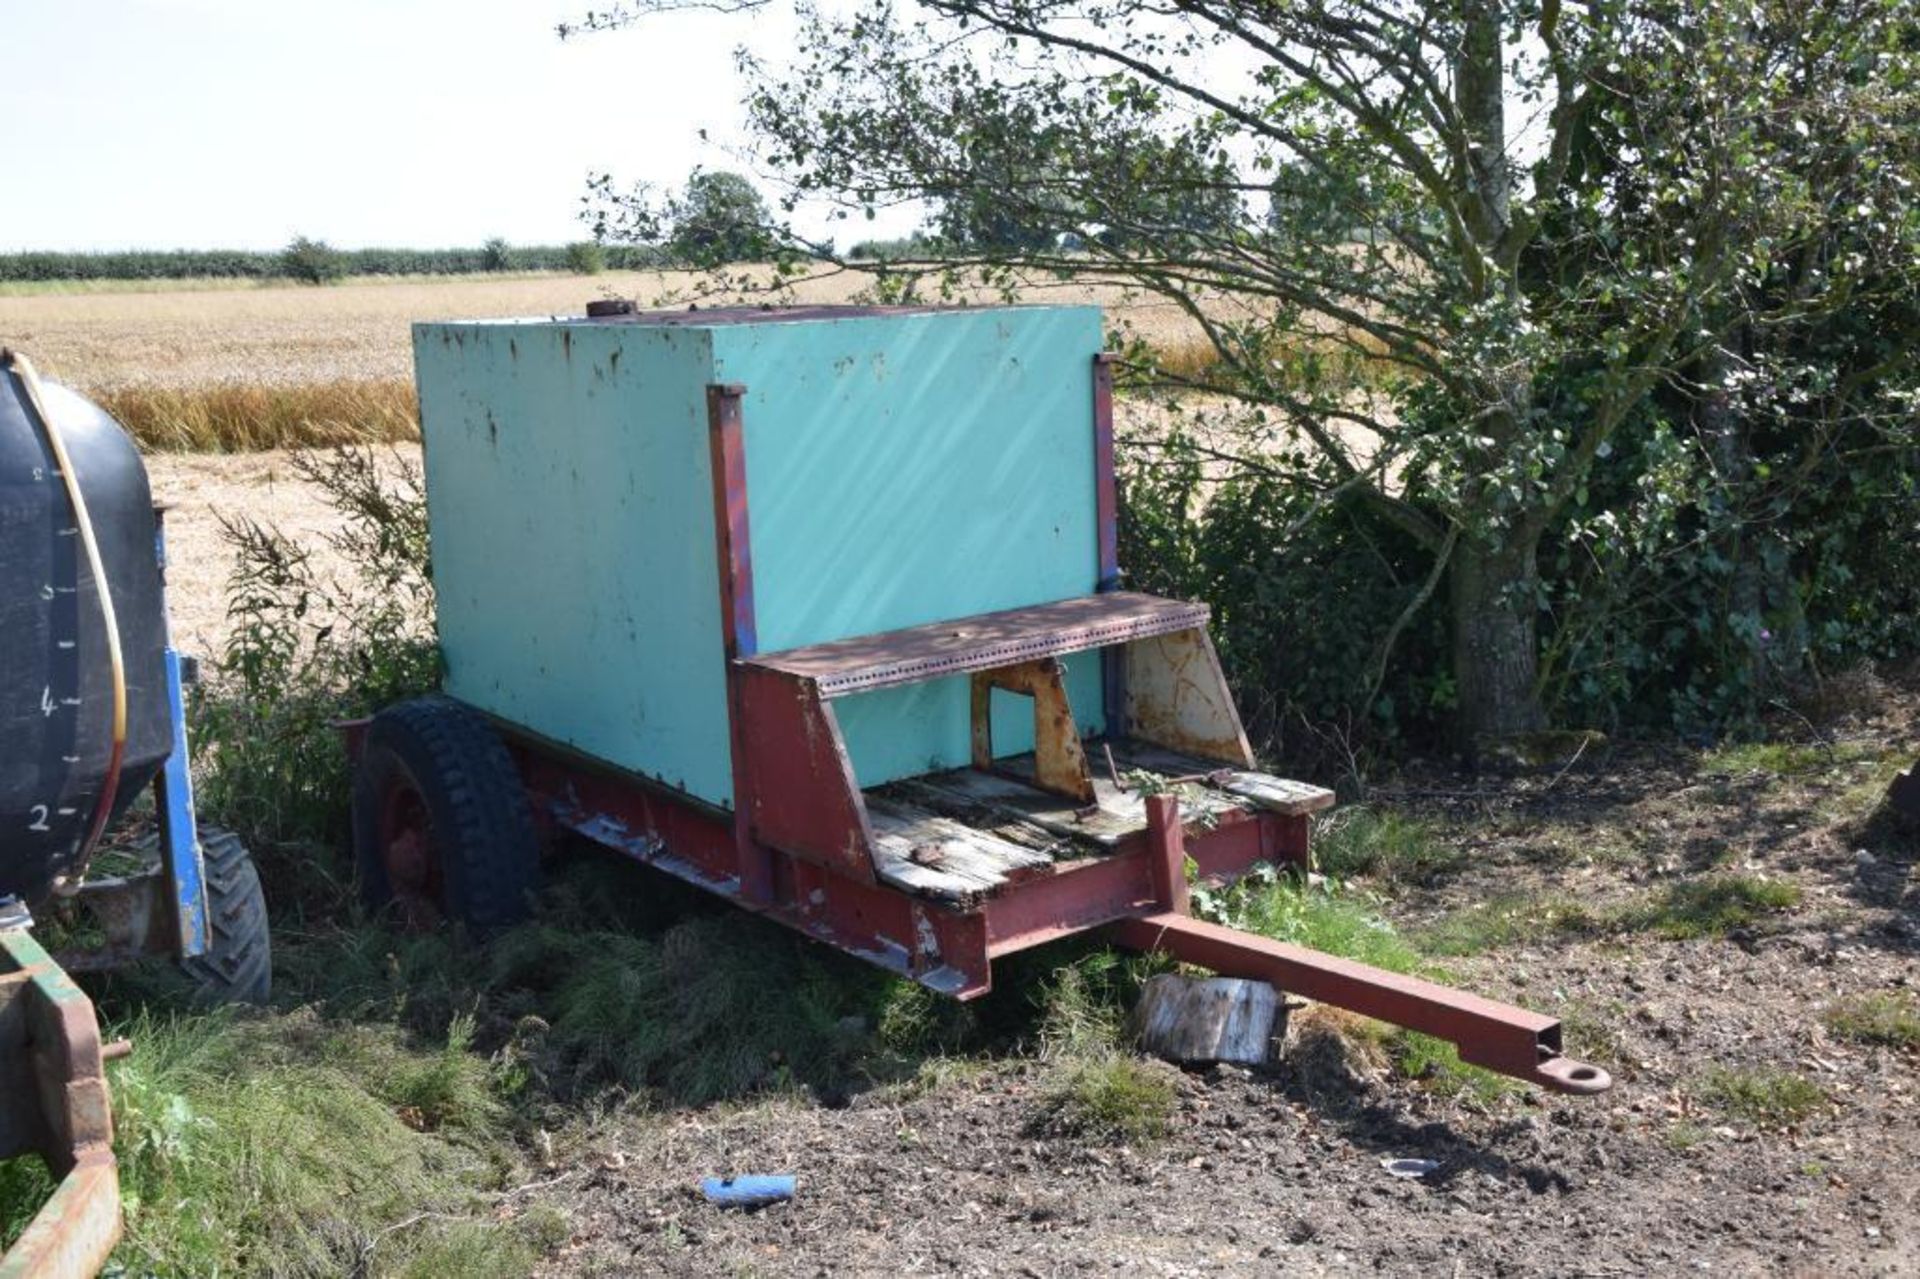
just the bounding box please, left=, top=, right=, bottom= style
left=1212, top=772, right=1336, bottom=817
left=886, top=742, right=1334, bottom=864
left=865, top=795, right=1054, bottom=905
left=1105, top=742, right=1336, bottom=817
left=898, top=741, right=1259, bottom=852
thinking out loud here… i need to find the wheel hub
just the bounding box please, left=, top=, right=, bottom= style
left=377, top=777, right=442, bottom=928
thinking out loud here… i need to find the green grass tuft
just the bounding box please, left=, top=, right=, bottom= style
left=1700, top=739, right=1884, bottom=778
left=1417, top=893, right=1600, bottom=956
left=83, top=1009, right=526, bottom=1276
left=480, top=911, right=894, bottom=1104
left=1192, top=868, right=1423, bottom=974
left=381, top=1013, right=502, bottom=1133
left=1313, top=806, right=1457, bottom=882
left=1025, top=953, right=1178, bottom=1142
left=1418, top=874, right=1797, bottom=955
left=1824, top=992, right=1920, bottom=1048
left=1037, top=1056, right=1178, bottom=1142
left=1666, top=1122, right=1709, bottom=1151
left=1698, top=1067, right=1826, bottom=1127
left=1626, top=875, right=1800, bottom=939
left=1380, top=1030, right=1522, bottom=1102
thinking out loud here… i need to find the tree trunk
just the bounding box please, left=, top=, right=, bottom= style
left=1450, top=530, right=1549, bottom=744
left=1699, top=343, right=1808, bottom=699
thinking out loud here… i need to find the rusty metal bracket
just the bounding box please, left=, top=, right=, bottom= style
left=733, top=666, right=879, bottom=885
left=1143, top=793, right=1190, bottom=916
left=1108, top=911, right=1612, bottom=1095
left=970, top=658, right=1096, bottom=805
left=49, top=872, right=173, bottom=974
left=1, top=925, right=123, bottom=1279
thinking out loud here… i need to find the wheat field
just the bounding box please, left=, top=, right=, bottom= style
left=0, top=269, right=1206, bottom=385
left=0, top=266, right=1225, bottom=449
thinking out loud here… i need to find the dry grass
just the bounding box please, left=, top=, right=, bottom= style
left=98, top=379, right=418, bottom=451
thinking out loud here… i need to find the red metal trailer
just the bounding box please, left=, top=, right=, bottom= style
left=349, top=313, right=1609, bottom=1097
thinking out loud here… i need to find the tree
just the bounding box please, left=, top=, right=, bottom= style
left=578, top=0, right=1918, bottom=743
left=280, top=235, right=344, bottom=285
left=565, top=240, right=607, bottom=274
left=669, top=170, right=772, bottom=265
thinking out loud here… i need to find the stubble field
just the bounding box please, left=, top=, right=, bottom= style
left=2, top=267, right=1208, bottom=392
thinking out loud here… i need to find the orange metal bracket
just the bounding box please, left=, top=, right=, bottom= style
left=971, top=658, right=1097, bottom=805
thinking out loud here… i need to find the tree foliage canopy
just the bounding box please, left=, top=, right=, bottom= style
left=583, top=0, right=1920, bottom=744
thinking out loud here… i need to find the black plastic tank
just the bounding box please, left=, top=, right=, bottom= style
left=1, top=364, right=173, bottom=907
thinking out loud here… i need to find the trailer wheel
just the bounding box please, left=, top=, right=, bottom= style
left=178, top=826, right=273, bottom=1004
left=351, top=695, right=539, bottom=933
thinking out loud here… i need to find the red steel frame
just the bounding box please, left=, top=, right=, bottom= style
left=481, top=353, right=1609, bottom=1095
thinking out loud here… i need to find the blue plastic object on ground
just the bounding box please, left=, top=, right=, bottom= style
left=701, top=1175, right=797, bottom=1208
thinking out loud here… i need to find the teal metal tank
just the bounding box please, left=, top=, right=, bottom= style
left=412, top=304, right=1106, bottom=810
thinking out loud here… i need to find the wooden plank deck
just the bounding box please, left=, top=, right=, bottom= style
left=866, top=742, right=1334, bottom=903
left=866, top=795, right=1054, bottom=906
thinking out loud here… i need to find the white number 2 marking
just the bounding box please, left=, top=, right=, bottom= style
left=28, top=805, right=51, bottom=832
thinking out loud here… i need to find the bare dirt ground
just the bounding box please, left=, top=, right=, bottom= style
left=525, top=716, right=1917, bottom=1277
left=139, top=441, right=1918, bottom=1279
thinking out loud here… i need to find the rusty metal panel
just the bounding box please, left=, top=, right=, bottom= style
left=706, top=384, right=757, bottom=662
left=746, top=593, right=1209, bottom=696
left=1, top=927, right=122, bottom=1279
left=517, top=744, right=994, bottom=996
left=51, top=871, right=171, bottom=973
left=733, top=666, right=877, bottom=884
left=1123, top=627, right=1256, bottom=767
left=0, top=1152, right=121, bottom=1279
left=1142, top=794, right=1190, bottom=915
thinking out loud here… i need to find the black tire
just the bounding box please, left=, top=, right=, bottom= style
left=351, top=695, right=539, bottom=933
left=178, top=826, right=272, bottom=1004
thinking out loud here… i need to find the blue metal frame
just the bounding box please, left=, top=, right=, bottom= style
left=151, top=517, right=209, bottom=959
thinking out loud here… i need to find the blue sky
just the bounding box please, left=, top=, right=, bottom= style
left=1, top=0, right=870, bottom=251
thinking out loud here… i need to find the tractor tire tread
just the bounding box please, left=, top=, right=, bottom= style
left=178, top=826, right=272, bottom=1004
left=352, top=694, right=538, bottom=932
